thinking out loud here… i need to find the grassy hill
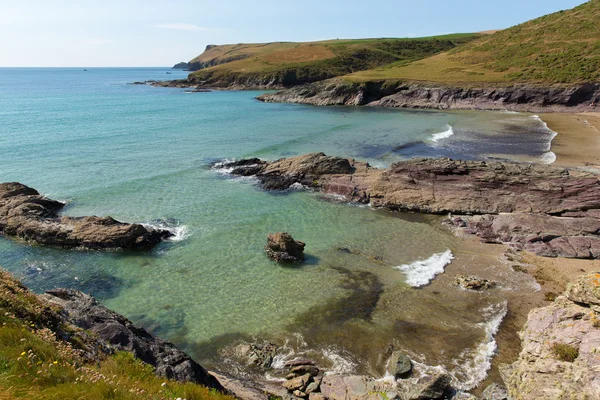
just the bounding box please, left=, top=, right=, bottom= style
left=348, top=0, right=600, bottom=85
left=185, top=34, right=481, bottom=87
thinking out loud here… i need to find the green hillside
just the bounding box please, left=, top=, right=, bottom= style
left=185, top=34, right=481, bottom=87
left=349, top=0, right=600, bottom=85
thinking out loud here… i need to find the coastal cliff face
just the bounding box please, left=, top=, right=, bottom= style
left=257, top=79, right=600, bottom=112
left=501, top=273, right=600, bottom=399
left=0, top=182, right=172, bottom=250
left=216, top=154, right=600, bottom=259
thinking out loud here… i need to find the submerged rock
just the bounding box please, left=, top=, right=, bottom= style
left=265, top=232, right=305, bottom=263
left=454, top=275, right=496, bottom=291
left=406, top=372, right=452, bottom=400
left=0, top=182, right=171, bottom=250
left=481, top=383, right=508, bottom=400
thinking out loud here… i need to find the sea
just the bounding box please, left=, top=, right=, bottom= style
left=0, top=67, right=556, bottom=389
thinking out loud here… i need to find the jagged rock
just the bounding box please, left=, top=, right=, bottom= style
left=481, top=383, right=508, bottom=400
left=290, top=365, right=320, bottom=377
left=305, top=378, right=321, bottom=394
left=283, top=373, right=312, bottom=391
left=0, top=182, right=171, bottom=250
left=258, top=78, right=600, bottom=113
left=564, top=273, right=600, bottom=311
left=265, top=232, right=305, bottom=263
left=217, top=155, right=600, bottom=259
left=309, top=394, right=326, bottom=400
left=453, top=393, right=480, bottom=400
left=454, top=275, right=496, bottom=291
left=320, top=375, right=398, bottom=400
left=388, top=351, right=412, bottom=378
left=247, top=342, right=279, bottom=369
left=42, top=288, right=223, bottom=391
left=406, top=373, right=452, bottom=400
left=500, top=274, right=600, bottom=399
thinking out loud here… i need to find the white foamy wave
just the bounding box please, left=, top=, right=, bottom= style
left=540, top=151, right=557, bottom=164
left=532, top=114, right=559, bottom=152
left=430, top=125, right=455, bottom=142
left=451, top=301, right=508, bottom=390
left=143, top=221, right=190, bottom=242
left=395, top=250, right=454, bottom=287
left=322, top=348, right=357, bottom=375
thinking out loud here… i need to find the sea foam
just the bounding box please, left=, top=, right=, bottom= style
left=431, top=125, right=455, bottom=142
left=395, top=249, right=454, bottom=287
left=143, top=221, right=190, bottom=242
left=452, top=301, right=508, bottom=390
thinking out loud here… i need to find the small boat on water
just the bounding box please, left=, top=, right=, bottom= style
left=83, top=69, right=88, bottom=71
left=166, top=72, right=172, bottom=74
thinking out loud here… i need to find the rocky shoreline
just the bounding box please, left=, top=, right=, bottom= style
left=0, top=182, right=172, bottom=250
left=215, top=154, right=600, bottom=259
left=257, top=79, right=600, bottom=113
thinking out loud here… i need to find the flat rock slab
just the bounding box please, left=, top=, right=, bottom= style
left=0, top=182, right=171, bottom=250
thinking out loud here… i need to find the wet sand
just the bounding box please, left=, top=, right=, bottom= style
left=540, top=112, right=600, bottom=168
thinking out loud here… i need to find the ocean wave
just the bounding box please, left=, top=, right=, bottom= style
left=395, top=249, right=454, bottom=287
left=430, top=125, right=455, bottom=142
left=540, top=151, right=557, bottom=164
left=451, top=301, right=508, bottom=390
left=322, top=347, right=357, bottom=375
left=143, top=220, right=190, bottom=242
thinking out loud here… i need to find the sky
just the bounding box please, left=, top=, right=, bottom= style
left=0, top=0, right=589, bottom=67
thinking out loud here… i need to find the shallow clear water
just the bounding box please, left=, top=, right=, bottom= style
left=0, top=68, right=555, bottom=387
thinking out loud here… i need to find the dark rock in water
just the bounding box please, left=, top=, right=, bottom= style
left=0, top=182, right=172, bottom=250
left=290, top=365, right=320, bottom=377
left=454, top=275, right=496, bottom=291
left=42, top=288, right=224, bottom=391
left=284, top=358, right=316, bottom=367
left=481, top=383, right=508, bottom=400
left=265, top=232, right=305, bottom=263
left=247, top=342, right=279, bottom=369
left=388, top=351, right=412, bottom=378
left=407, top=372, right=451, bottom=400
left=283, top=373, right=312, bottom=391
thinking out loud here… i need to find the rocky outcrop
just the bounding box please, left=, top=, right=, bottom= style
left=454, top=275, right=496, bottom=291
left=0, top=182, right=171, bottom=250
left=215, top=154, right=600, bottom=259
left=42, top=288, right=224, bottom=391
left=500, top=273, right=600, bottom=399
left=257, top=78, right=600, bottom=113
left=265, top=232, right=306, bottom=263
left=172, top=62, right=189, bottom=70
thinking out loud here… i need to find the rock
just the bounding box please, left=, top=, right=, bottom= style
left=453, top=393, right=480, bottom=400
left=283, top=374, right=312, bottom=391
left=257, top=78, right=600, bottom=113
left=305, top=380, right=321, bottom=394
left=564, top=273, right=600, bottom=311
left=387, top=351, right=412, bottom=378
left=407, top=373, right=451, bottom=400
left=41, top=288, right=223, bottom=391
left=0, top=182, right=172, bottom=250
left=309, top=394, right=326, bottom=400
left=454, top=275, right=496, bottom=291
left=500, top=275, right=600, bottom=399
left=481, top=383, right=508, bottom=400
left=320, top=375, right=397, bottom=400
left=284, top=358, right=316, bottom=367
left=294, top=390, right=307, bottom=398
left=265, top=232, right=306, bottom=263
left=247, top=342, right=279, bottom=369
left=218, top=155, right=600, bottom=259
left=290, top=365, right=320, bottom=377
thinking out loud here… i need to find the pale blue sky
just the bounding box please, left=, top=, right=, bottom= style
left=0, top=0, right=587, bottom=67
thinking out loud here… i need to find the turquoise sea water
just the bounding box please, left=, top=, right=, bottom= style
left=0, top=68, right=555, bottom=387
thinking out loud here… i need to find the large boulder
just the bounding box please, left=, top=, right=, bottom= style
left=265, top=232, right=305, bottom=263
left=387, top=351, right=413, bottom=378
left=0, top=182, right=171, bottom=250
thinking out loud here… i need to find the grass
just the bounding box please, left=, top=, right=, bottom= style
left=0, top=269, right=234, bottom=400
left=347, top=0, right=600, bottom=85
left=186, top=34, right=481, bottom=87
left=550, top=343, right=579, bottom=363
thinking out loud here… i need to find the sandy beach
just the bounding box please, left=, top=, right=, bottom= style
left=541, top=112, right=600, bottom=168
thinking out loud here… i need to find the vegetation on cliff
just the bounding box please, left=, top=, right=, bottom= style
left=184, top=34, right=481, bottom=87
left=0, top=269, right=232, bottom=400
left=349, top=0, right=600, bottom=85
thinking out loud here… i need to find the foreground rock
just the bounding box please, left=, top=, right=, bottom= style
left=454, top=275, right=496, bottom=291
left=257, top=78, right=600, bottom=113
left=265, top=232, right=306, bottom=263
left=500, top=273, right=600, bottom=399
left=215, top=154, right=600, bottom=259
left=0, top=182, right=171, bottom=250
left=42, top=288, right=224, bottom=391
